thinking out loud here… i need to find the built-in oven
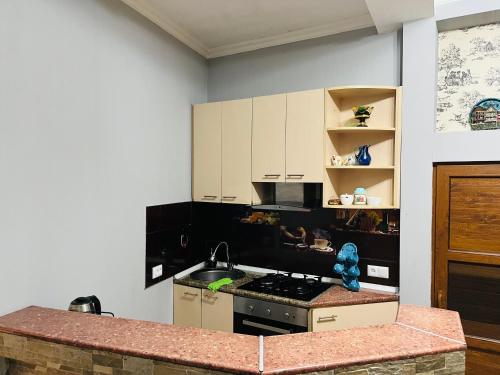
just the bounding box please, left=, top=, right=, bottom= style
left=233, top=296, right=308, bottom=336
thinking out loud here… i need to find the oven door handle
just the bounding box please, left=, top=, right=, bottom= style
left=242, top=319, right=292, bottom=334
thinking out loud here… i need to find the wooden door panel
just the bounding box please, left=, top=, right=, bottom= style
left=449, top=177, right=500, bottom=253
left=434, top=164, right=500, bottom=375
left=466, top=349, right=500, bottom=375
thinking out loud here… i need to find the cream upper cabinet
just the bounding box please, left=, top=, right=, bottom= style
left=201, top=290, right=234, bottom=333
left=252, top=94, right=286, bottom=182
left=173, top=285, right=202, bottom=328
left=285, top=89, right=324, bottom=183
left=221, top=99, right=252, bottom=204
left=192, top=102, right=222, bottom=203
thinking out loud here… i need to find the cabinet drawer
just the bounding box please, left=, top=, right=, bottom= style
left=173, top=285, right=202, bottom=328
left=201, top=290, right=233, bottom=333
left=310, top=301, right=398, bottom=332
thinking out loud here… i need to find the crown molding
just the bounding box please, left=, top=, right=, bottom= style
left=206, top=14, right=374, bottom=59
left=121, top=0, right=209, bottom=57
left=121, top=1, right=374, bottom=59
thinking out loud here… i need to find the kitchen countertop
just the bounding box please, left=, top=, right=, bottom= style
left=0, top=305, right=465, bottom=375
left=174, top=271, right=399, bottom=308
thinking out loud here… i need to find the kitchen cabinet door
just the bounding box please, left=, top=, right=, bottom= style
left=252, top=94, right=286, bottom=182
left=286, top=89, right=324, bottom=182
left=173, top=285, right=202, bottom=328
left=193, top=102, right=222, bottom=202
left=221, top=99, right=252, bottom=204
left=309, top=301, right=398, bottom=332
left=201, top=290, right=233, bottom=333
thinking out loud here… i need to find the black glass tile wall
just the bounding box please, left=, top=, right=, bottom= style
left=191, top=203, right=400, bottom=287
left=145, top=202, right=201, bottom=288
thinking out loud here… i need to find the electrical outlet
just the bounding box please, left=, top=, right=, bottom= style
left=152, top=264, right=163, bottom=279
left=367, top=265, right=389, bottom=279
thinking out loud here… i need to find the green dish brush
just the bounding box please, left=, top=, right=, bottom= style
left=207, top=277, right=233, bottom=293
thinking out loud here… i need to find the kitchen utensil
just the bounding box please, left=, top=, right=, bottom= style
left=68, top=295, right=114, bottom=316
left=340, top=194, right=354, bottom=205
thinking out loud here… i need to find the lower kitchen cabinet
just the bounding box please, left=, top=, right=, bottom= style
left=309, top=301, right=398, bottom=332
left=173, top=285, right=202, bottom=328
left=201, top=289, right=233, bottom=332
left=173, top=285, right=233, bottom=333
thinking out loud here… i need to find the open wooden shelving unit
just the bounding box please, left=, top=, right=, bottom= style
left=323, top=86, right=402, bottom=209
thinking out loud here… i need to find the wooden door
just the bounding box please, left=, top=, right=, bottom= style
left=252, top=94, right=286, bottom=182
left=173, top=285, right=202, bottom=328
left=201, top=290, right=233, bottom=332
left=285, top=89, right=324, bottom=182
left=434, top=164, right=500, bottom=374
left=192, top=102, right=222, bottom=202
left=221, top=99, right=252, bottom=204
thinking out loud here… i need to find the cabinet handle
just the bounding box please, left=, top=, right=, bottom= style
left=264, top=174, right=280, bottom=178
left=222, top=196, right=237, bottom=199
left=317, top=314, right=337, bottom=323
left=204, top=294, right=218, bottom=300
left=183, top=292, right=198, bottom=297
left=286, top=174, right=304, bottom=178
left=203, top=195, right=217, bottom=199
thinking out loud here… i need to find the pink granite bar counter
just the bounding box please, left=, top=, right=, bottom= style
left=0, top=305, right=466, bottom=375
left=0, top=306, right=259, bottom=374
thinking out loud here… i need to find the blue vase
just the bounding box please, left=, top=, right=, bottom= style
left=355, top=145, right=371, bottom=166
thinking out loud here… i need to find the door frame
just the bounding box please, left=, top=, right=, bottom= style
left=432, top=162, right=500, bottom=359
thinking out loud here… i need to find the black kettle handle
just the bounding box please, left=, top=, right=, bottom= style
left=89, top=295, right=101, bottom=315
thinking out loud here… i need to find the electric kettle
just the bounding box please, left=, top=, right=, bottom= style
left=68, top=295, right=114, bottom=316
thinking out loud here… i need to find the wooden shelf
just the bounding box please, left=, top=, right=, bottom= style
left=326, top=127, right=396, bottom=133
left=323, top=86, right=402, bottom=209
left=325, top=166, right=395, bottom=170
left=325, top=204, right=396, bottom=210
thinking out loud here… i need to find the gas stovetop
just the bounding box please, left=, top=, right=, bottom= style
left=237, top=272, right=332, bottom=301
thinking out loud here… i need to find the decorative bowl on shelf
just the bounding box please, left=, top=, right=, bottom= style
left=352, top=105, right=374, bottom=127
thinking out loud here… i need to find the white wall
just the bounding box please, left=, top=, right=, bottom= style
left=0, top=0, right=207, bottom=322
left=208, top=27, right=400, bottom=101
left=399, top=18, right=437, bottom=306
left=399, top=2, right=500, bottom=306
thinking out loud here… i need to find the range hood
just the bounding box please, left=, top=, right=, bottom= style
left=252, top=183, right=322, bottom=212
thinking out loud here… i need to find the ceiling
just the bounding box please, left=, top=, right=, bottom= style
left=121, top=0, right=434, bottom=59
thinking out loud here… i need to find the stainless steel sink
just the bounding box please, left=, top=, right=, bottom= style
left=190, top=268, right=246, bottom=282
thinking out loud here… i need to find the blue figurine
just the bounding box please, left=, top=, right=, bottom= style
left=333, top=242, right=360, bottom=291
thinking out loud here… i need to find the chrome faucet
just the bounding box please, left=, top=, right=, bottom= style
left=208, top=241, right=233, bottom=270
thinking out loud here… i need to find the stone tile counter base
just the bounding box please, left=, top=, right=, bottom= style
left=299, top=352, right=465, bottom=375
left=0, top=332, right=232, bottom=375
left=0, top=332, right=464, bottom=375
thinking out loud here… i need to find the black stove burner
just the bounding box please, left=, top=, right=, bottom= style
left=237, top=272, right=332, bottom=302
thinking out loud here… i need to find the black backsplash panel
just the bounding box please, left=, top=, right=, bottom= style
left=191, top=203, right=400, bottom=287
left=145, top=202, right=201, bottom=288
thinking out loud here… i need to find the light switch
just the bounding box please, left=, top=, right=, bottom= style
left=367, top=265, right=389, bottom=279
